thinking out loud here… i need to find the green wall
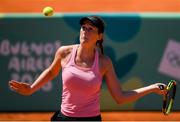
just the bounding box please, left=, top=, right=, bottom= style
left=0, top=13, right=179, bottom=111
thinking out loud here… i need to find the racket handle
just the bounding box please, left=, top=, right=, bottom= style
left=159, top=85, right=164, bottom=90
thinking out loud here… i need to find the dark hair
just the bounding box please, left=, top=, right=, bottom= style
left=96, top=39, right=104, bottom=55
left=80, top=16, right=105, bottom=55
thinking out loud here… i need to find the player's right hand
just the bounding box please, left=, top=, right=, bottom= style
left=9, top=80, right=33, bottom=96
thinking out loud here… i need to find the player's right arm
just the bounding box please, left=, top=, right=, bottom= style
left=9, top=45, right=73, bottom=96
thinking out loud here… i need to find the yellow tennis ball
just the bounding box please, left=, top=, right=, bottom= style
left=43, top=7, right=54, bottom=16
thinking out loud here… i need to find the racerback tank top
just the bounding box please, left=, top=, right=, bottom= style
left=61, top=45, right=102, bottom=117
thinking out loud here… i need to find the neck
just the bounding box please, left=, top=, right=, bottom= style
left=77, top=44, right=96, bottom=60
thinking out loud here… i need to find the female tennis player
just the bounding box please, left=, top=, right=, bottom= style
left=9, top=16, right=167, bottom=121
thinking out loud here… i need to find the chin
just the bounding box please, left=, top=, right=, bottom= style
left=80, top=39, right=89, bottom=44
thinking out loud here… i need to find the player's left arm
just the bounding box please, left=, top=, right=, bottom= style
left=103, top=56, right=166, bottom=104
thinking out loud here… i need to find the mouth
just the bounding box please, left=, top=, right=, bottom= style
left=81, top=36, right=88, bottom=40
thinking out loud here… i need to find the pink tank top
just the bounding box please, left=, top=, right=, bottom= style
left=61, top=45, right=102, bottom=117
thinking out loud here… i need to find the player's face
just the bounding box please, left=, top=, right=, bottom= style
left=80, top=22, right=102, bottom=45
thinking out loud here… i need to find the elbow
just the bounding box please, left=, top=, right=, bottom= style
left=113, top=95, right=127, bottom=105
left=113, top=93, right=135, bottom=105
left=115, top=95, right=138, bottom=105
left=116, top=99, right=126, bottom=105
left=110, top=90, right=128, bottom=105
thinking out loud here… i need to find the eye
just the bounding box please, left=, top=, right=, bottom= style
left=81, top=26, right=86, bottom=30
left=88, top=27, right=93, bottom=32
left=81, top=25, right=97, bottom=33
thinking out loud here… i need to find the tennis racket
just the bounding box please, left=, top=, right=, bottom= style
left=159, top=80, right=177, bottom=115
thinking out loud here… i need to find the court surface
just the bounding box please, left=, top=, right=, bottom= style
left=0, top=111, right=180, bottom=121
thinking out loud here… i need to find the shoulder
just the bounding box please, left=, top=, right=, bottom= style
left=99, top=54, right=113, bottom=74
left=100, top=54, right=113, bottom=67
left=55, top=44, right=77, bottom=59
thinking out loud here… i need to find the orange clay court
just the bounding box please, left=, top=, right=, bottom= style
left=0, top=111, right=180, bottom=122
left=0, top=111, right=180, bottom=121
left=0, top=0, right=180, bottom=121
left=0, top=0, right=179, bottom=13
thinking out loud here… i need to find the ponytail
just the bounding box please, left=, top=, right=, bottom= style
left=96, top=39, right=104, bottom=55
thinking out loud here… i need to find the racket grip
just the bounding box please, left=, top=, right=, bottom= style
left=159, top=85, right=164, bottom=90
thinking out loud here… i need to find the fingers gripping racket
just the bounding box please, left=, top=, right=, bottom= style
left=159, top=80, right=177, bottom=115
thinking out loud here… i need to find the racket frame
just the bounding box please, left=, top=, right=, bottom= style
left=162, top=80, right=176, bottom=115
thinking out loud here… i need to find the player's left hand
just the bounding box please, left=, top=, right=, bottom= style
left=152, top=83, right=167, bottom=96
